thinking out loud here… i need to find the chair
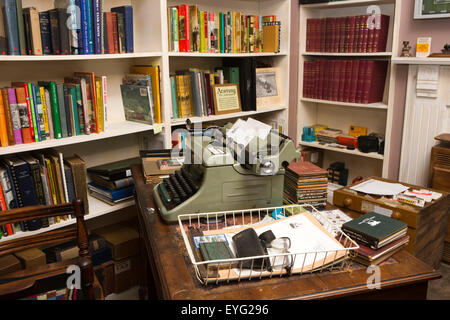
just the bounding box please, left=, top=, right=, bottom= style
left=0, top=199, right=96, bottom=300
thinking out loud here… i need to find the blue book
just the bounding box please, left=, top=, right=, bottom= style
left=92, top=0, right=103, bottom=54
left=85, top=0, right=94, bottom=54
left=75, top=0, right=83, bottom=54
left=111, top=5, right=134, bottom=53
left=38, top=12, right=52, bottom=55
left=88, top=182, right=135, bottom=202
left=2, top=0, right=20, bottom=55
left=80, top=0, right=89, bottom=54
left=170, top=77, right=178, bottom=119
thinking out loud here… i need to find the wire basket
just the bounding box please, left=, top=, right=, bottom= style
left=178, top=204, right=359, bottom=286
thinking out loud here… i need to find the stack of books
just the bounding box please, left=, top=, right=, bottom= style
left=167, top=4, right=280, bottom=53
left=342, top=212, right=409, bottom=266
left=317, top=128, right=342, bottom=144
left=1, top=1, right=134, bottom=56
left=0, top=72, right=107, bottom=147
left=303, top=59, right=388, bottom=104
left=305, top=14, right=390, bottom=53
left=87, top=158, right=140, bottom=206
left=0, top=150, right=88, bottom=238
left=283, top=161, right=328, bottom=208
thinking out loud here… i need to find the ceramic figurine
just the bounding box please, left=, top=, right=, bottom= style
left=400, top=41, right=411, bottom=57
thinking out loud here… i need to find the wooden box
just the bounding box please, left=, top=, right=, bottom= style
left=333, top=177, right=449, bottom=269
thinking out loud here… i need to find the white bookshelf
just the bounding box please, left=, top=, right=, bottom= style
left=0, top=0, right=292, bottom=241
left=297, top=0, right=402, bottom=184
left=392, top=57, right=450, bottom=65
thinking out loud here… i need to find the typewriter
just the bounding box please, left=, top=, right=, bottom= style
left=152, top=121, right=299, bottom=222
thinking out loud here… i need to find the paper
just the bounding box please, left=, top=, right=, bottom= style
left=350, top=179, right=409, bottom=196
left=153, top=123, right=163, bottom=134
left=226, top=118, right=272, bottom=148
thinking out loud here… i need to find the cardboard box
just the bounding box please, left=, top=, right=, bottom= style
left=299, top=148, right=324, bottom=168
left=114, top=255, right=141, bottom=293
left=94, top=260, right=115, bottom=297
left=14, top=248, right=46, bottom=269
left=0, top=254, right=22, bottom=276
left=92, top=224, right=139, bottom=260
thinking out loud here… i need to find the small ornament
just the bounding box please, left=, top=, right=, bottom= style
left=401, top=41, right=412, bottom=57
left=441, top=44, right=450, bottom=54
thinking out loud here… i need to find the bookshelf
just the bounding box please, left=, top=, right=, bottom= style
left=0, top=0, right=292, bottom=241
left=297, top=0, right=402, bottom=184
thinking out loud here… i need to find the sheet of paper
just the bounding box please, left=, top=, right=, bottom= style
left=226, top=118, right=271, bottom=147
left=350, top=179, right=409, bottom=196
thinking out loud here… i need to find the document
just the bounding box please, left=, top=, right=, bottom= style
left=350, top=179, right=409, bottom=196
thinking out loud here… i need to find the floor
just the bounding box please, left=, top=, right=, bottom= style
left=105, top=262, right=450, bottom=300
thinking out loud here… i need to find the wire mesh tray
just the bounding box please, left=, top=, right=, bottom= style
left=178, top=204, right=359, bottom=285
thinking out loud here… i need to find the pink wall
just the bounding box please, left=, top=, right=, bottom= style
left=289, top=0, right=300, bottom=143
left=388, top=0, right=450, bottom=180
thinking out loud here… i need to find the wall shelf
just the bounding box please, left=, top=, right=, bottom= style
left=299, top=141, right=384, bottom=160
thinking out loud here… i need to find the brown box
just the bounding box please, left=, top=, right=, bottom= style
left=14, top=248, right=46, bottom=269
left=0, top=254, right=22, bottom=276
left=114, top=255, right=141, bottom=293
left=94, top=260, right=115, bottom=297
left=334, top=176, right=450, bottom=268
left=92, top=223, right=139, bottom=260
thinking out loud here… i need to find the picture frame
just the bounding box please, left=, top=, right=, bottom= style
left=414, top=0, right=450, bottom=20
left=212, top=84, right=242, bottom=115
left=255, top=67, right=283, bottom=110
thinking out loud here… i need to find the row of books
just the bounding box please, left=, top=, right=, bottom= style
left=0, top=72, right=107, bottom=148
left=168, top=4, right=281, bottom=53
left=0, top=151, right=88, bottom=238
left=305, top=14, right=390, bottom=53
left=170, top=67, right=234, bottom=119
left=0, top=0, right=134, bottom=56
left=119, top=65, right=162, bottom=124
left=303, top=59, right=388, bottom=104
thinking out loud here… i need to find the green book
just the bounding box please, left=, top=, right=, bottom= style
left=120, top=84, right=155, bottom=125
left=170, top=77, right=178, bottom=119
left=27, top=83, right=39, bottom=142
left=223, top=67, right=239, bottom=85
left=342, top=212, right=407, bottom=249
left=38, top=81, right=62, bottom=139
left=199, top=11, right=205, bottom=53
left=199, top=241, right=236, bottom=269
left=15, top=0, right=26, bottom=55
left=56, top=84, right=68, bottom=138
left=87, top=157, right=141, bottom=180
left=69, top=87, right=80, bottom=135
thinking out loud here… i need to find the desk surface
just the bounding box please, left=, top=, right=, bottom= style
left=132, top=164, right=440, bottom=300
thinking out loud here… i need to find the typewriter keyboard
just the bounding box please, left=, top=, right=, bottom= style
left=158, top=166, right=201, bottom=209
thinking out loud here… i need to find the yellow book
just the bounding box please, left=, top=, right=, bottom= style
left=95, top=77, right=104, bottom=132
left=184, top=75, right=193, bottom=117
left=39, top=87, right=50, bottom=139
left=232, top=12, right=237, bottom=53
left=45, top=158, right=58, bottom=206
left=130, top=65, right=162, bottom=123
left=235, top=13, right=241, bottom=53
left=175, top=75, right=186, bottom=118
left=0, top=92, right=9, bottom=147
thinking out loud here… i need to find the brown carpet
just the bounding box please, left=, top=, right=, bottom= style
left=427, top=262, right=450, bottom=300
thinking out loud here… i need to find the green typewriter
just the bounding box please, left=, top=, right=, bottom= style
left=153, top=120, right=299, bottom=222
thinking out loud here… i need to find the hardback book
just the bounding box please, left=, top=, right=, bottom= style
left=63, top=77, right=90, bottom=135
left=15, top=0, right=26, bottom=55
left=74, top=72, right=99, bottom=133
left=223, top=58, right=256, bottom=111
left=12, top=82, right=36, bottom=142
left=65, top=154, right=89, bottom=214
left=189, top=5, right=199, bottom=52
left=120, top=84, right=154, bottom=125
left=262, top=21, right=280, bottom=53
left=92, top=0, right=103, bottom=54
left=13, top=87, right=33, bottom=143
left=177, top=4, right=190, bottom=52
left=111, top=5, right=134, bottom=53
left=0, top=164, right=17, bottom=210
left=66, top=0, right=79, bottom=55
left=353, top=235, right=409, bottom=266
left=48, top=9, right=61, bottom=55
left=2, top=0, right=20, bottom=55
left=56, top=84, right=68, bottom=138
left=111, top=12, right=119, bottom=54
left=87, top=157, right=140, bottom=181
left=115, top=12, right=126, bottom=53
left=89, top=190, right=133, bottom=206
left=90, top=174, right=133, bottom=191
left=1, top=89, right=15, bottom=145
left=0, top=4, right=8, bottom=55
left=104, top=12, right=114, bottom=54
left=87, top=182, right=135, bottom=202
left=199, top=241, right=236, bottom=269
left=0, top=91, right=9, bottom=147
left=37, top=81, right=62, bottom=139
left=23, top=7, right=42, bottom=55
left=342, top=212, right=408, bottom=249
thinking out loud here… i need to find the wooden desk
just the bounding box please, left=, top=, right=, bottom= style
left=131, top=164, right=440, bottom=300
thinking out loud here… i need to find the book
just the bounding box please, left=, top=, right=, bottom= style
left=63, top=77, right=90, bottom=135
left=89, top=190, right=132, bottom=206
left=0, top=91, right=9, bottom=146
left=111, top=5, right=133, bottom=53
left=48, top=9, right=61, bottom=55
left=64, top=154, right=88, bottom=214
left=342, top=212, right=408, bottom=250
left=37, top=81, right=62, bottom=139
left=92, top=0, right=102, bottom=54
left=262, top=22, right=280, bottom=53
left=120, top=84, right=154, bottom=125
left=23, top=7, right=42, bottom=55
left=87, top=157, right=140, bottom=181
left=87, top=182, right=134, bottom=202
left=80, top=0, right=89, bottom=54
left=178, top=4, right=190, bottom=52
left=74, top=72, right=99, bottom=133
left=223, top=58, right=256, bottom=111
left=111, top=12, right=119, bottom=54
left=38, top=11, right=52, bottom=55
left=14, top=87, right=33, bottom=143
left=67, top=0, right=79, bottom=55
left=90, top=174, right=133, bottom=191
left=353, top=235, right=409, bottom=266
left=1, top=89, right=15, bottom=145
left=0, top=3, right=7, bottom=55
left=55, top=84, right=68, bottom=137
left=57, top=7, right=71, bottom=54
left=2, top=0, right=20, bottom=55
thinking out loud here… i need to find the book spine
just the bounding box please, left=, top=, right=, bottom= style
left=116, top=12, right=126, bottom=53
left=34, top=86, right=46, bottom=141
left=80, top=0, right=89, bottom=54
left=29, top=8, right=43, bottom=55
left=39, top=12, right=52, bottom=55
left=355, top=60, right=367, bottom=104
left=342, top=227, right=379, bottom=249
left=39, top=87, right=50, bottom=139
left=56, top=9, right=69, bottom=55
left=57, top=84, right=68, bottom=137
left=93, top=0, right=102, bottom=54
left=75, top=0, right=83, bottom=54
left=63, top=85, right=73, bottom=137
left=178, top=5, right=190, bottom=52
left=123, top=6, right=134, bottom=53
left=361, top=15, right=370, bottom=53
left=1, top=89, right=15, bottom=145
left=3, top=0, right=20, bottom=55
left=15, top=0, right=26, bottom=55
left=86, top=0, right=94, bottom=54
left=95, top=79, right=104, bottom=132
left=47, top=82, right=62, bottom=139
left=31, top=83, right=42, bottom=141
left=170, top=76, right=178, bottom=119
left=29, top=162, right=45, bottom=206
left=0, top=182, right=14, bottom=236
left=101, top=76, right=107, bottom=130
left=20, top=83, right=36, bottom=142
left=199, top=11, right=205, bottom=53
left=102, top=11, right=108, bottom=53
left=347, top=16, right=355, bottom=53
left=23, top=10, right=32, bottom=55
left=0, top=93, right=9, bottom=146
left=49, top=10, right=61, bottom=54
left=68, top=0, right=79, bottom=55
left=13, top=88, right=31, bottom=143
left=43, top=89, right=54, bottom=139
left=111, top=12, right=119, bottom=54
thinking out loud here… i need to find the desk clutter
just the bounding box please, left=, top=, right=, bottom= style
left=333, top=177, right=449, bottom=268
left=179, top=205, right=358, bottom=285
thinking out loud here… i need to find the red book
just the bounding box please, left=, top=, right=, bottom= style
left=178, top=4, right=190, bottom=52
left=347, top=16, right=356, bottom=53
left=353, top=15, right=362, bottom=52
left=333, top=60, right=342, bottom=101
left=331, top=18, right=338, bottom=53
left=111, top=12, right=119, bottom=54
left=362, top=60, right=388, bottom=104
left=325, top=18, right=332, bottom=52
left=372, top=14, right=390, bottom=52
left=355, top=60, right=367, bottom=103
left=13, top=87, right=33, bottom=144
left=306, top=19, right=313, bottom=52
left=324, top=60, right=332, bottom=100
left=360, top=15, right=370, bottom=53
left=337, top=60, right=347, bottom=102
left=355, top=235, right=409, bottom=266
left=319, top=19, right=326, bottom=52
left=11, top=83, right=34, bottom=142
left=338, top=17, right=346, bottom=53
left=349, top=60, right=360, bottom=103
left=343, top=60, right=353, bottom=102
left=303, top=61, right=311, bottom=98
left=104, top=12, right=115, bottom=54
left=314, top=60, right=321, bottom=99
left=318, top=60, right=326, bottom=100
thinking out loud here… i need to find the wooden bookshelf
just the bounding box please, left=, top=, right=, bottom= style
left=297, top=0, right=402, bottom=184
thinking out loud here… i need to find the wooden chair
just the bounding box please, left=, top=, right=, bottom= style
left=0, top=199, right=96, bottom=300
